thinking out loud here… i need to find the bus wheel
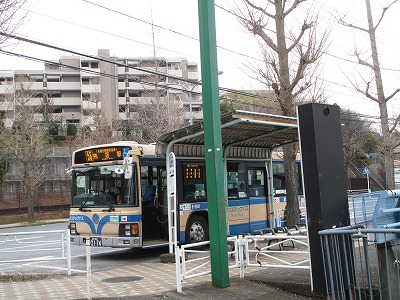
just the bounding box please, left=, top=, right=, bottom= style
left=186, top=215, right=209, bottom=244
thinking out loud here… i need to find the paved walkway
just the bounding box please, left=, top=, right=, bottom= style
left=0, top=253, right=317, bottom=300
left=0, top=221, right=317, bottom=299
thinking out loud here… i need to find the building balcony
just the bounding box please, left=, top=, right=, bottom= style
left=81, top=84, right=101, bottom=93
left=118, top=97, right=128, bottom=105
left=129, top=96, right=166, bottom=105
left=0, top=101, right=12, bottom=111
left=118, top=112, right=127, bottom=120
left=0, top=84, right=14, bottom=93
left=187, top=71, right=199, bottom=81
left=82, top=101, right=101, bottom=109
left=47, top=82, right=81, bottom=90
left=52, top=97, right=81, bottom=106
left=81, top=67, right=100, bottom=77
left=166, top=69, right=183, bottom=78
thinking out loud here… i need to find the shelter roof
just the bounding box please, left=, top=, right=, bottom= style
left=155, top=110, right=299, bottom=159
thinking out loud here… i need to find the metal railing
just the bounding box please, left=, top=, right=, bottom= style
left=175, top=232, right=310, bottom=293
left=319, top=226, right=400, bottom=300
left=0, top=229, right=71, bottom=275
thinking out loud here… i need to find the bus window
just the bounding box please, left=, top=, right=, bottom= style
left=227, top=162, right=246, bottom=198
left=71, top=165, right=137, bottom=207
left=140, top=165, right=159, bottom=206
left=273, top=162, right=286, bottom=195
left=248, top=169, right=265, bottom=197
left=182, top=162, right=206, bottom=202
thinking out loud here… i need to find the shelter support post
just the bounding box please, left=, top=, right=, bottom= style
left=197, top=0, right=229, bottom=288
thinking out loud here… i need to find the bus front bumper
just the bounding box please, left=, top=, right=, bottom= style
left=70, top=235, right=142, bottom=248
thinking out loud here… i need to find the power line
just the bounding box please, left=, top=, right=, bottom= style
left=1, top=47, right=389, bottom=125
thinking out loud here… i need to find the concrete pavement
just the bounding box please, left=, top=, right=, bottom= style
left=0, top=258, right=319, bottom=300
left=0, top=220, right=322, bottom=299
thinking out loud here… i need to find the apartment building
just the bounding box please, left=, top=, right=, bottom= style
left=0, top=49, right=200, bottom=129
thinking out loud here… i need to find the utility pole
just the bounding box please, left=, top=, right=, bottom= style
left=197, top=0, right=229, bottom=288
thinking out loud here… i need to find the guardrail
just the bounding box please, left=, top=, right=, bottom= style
left=175, top=232, right=309, bottom=292
left=319, top=226, right=400, bottom=300
left=0, top=229, right=71, bottom=275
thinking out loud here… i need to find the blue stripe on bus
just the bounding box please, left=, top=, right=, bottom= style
left=70, top=215, right=96, bottom=233
left=228, top=197, right=267, bottom=206
left=70, top=214, right=141, bottom=234
left=179, top=197, right=268, bottom=212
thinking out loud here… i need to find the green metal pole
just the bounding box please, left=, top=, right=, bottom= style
left=197, top=0, right=229, bottom=288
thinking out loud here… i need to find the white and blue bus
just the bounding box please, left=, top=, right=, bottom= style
left=68, top=142, right=303, bottom=248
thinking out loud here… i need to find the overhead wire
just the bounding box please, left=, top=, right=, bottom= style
left=1, top=1, right=398, bottom=122
left=0, top=47, right=389, bottom=125
left=16, top=1, right=399, bottom=103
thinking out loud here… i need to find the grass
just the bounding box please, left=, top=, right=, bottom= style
left=0, top=210, right=69, bottom=226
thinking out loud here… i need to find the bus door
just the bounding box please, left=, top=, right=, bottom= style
left=247, top=166, right=268, bottom=230
left=140, top=163, right=168, bottom=242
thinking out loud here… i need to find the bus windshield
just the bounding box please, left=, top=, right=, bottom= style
left=71, top=164, right=137, bottom=208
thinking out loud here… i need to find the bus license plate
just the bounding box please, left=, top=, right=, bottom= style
left=90, top=237, right=102, bottom=247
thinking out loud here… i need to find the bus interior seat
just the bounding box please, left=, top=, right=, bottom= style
left=184, top=184, right=196, bottom=200
left=142, top=185, right=156, bottom=207
left=228, top=188, right=238, bottom=197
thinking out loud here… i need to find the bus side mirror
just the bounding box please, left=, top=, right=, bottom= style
left=124, top=165, right=133, bottom=179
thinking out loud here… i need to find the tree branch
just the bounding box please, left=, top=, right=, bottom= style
left=354, top=50, right=374, bottom=70
left=389, top=113, right=400, bottom=134
left=374, top=0, right=398, bottom=31
left=283, top=0, right=307, bottom=17
left=338, top=18, right=368, bottom=33
left=385, top=88, right=400, bottom=102
left=287, top=21, right=311, bottom=52
left=244, top=0, right=275, bottom=19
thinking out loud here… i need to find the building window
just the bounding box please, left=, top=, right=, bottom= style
left=82, top=78, right=89, bottom=85
left=118, top=91, right=125, bottom=97
left=81, top=61, right=89, bottom=68
left=91, top=62, right=99, bottom=68
left=47, top=77, right=60, bottom=82
left=90, top=77, right=99, bottom=85
left=128, top=90, right=140, bottom=97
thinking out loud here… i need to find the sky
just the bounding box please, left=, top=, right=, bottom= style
left=1, top=0, right=399, bottom=125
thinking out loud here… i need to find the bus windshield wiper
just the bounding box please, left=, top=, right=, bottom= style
left=102, top=203, right=115, bottom=212
left=79, top=200, right=92, bottom=212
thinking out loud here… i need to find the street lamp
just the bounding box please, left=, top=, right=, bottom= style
left=160, top=71, right=223, bottom=125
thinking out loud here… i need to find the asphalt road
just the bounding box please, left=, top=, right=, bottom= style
left=0, top=222, right=168, bottom=276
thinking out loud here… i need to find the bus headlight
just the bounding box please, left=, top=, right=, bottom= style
left=69, top=223, right=78, bottom=235
left=120, top=223, right=138, bottom=237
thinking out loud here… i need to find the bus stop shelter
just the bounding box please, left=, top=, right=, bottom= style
left=155, top=110, right=299, bottom=245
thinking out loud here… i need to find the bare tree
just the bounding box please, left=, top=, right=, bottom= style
left=235, top=0, right=329, bottom=226
left=0, top=0, right=27, bottom=46
left=132, top=13, right=186, bottom=142
left=134, top=85, right=186, bottom=143
left=0, top=75, right=50, bottom=222
left=339, top=0, right=400, bottom=189
left=77, top=91, right=122, bottom=146
left=341, top=109, right=376, bottom=172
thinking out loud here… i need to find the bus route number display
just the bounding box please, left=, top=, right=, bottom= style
left=184, top=163, right=204, bottom=181
left=74, top=146, right=129, bottom=164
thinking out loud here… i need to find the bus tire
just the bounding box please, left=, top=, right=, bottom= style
left=186, top=215, right=209, bottom=244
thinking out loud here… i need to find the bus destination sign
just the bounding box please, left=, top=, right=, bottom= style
left=74, top=146, right=131, bottom=164
left=184, top=163, right=204, bottom=180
